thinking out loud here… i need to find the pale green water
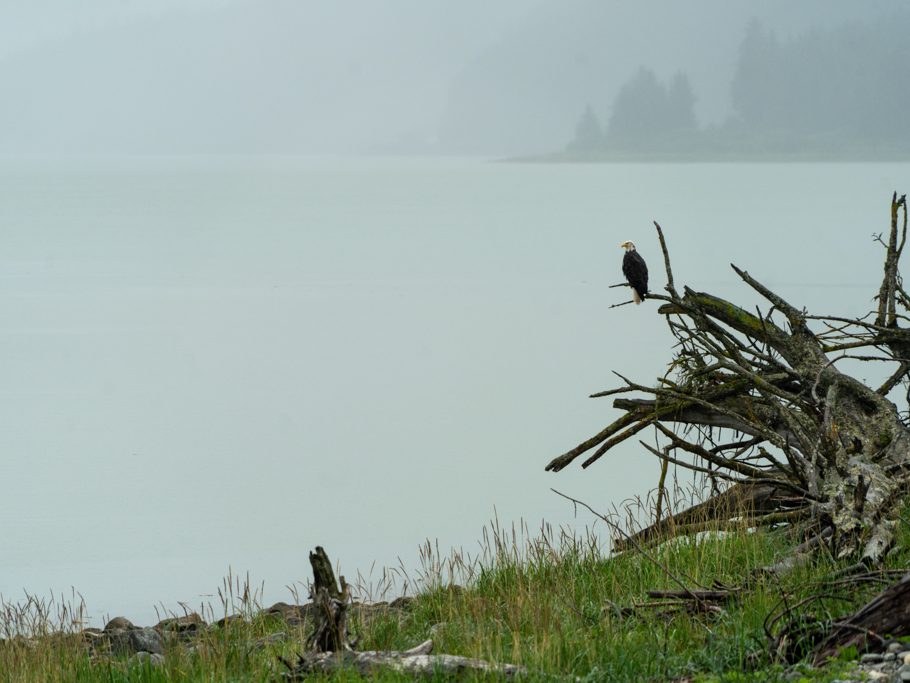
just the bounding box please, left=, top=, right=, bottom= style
left=0, top=157, right=906, bottom=624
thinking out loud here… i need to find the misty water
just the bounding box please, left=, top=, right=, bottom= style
left=1, top=156, right=907, bottom=625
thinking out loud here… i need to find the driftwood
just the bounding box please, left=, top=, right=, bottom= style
left=638, top=588, right=738, bottom=617
left=811, top=572, right=910, bottom=664
left=633, top=599, right=725, bottom=617
left=280, top=547, right=525, bottom=679
left=280, top=639, right=526, bottom=679
left=759, top=567, right=910, bottom=664
left=547, top=196, right=910, bottom=570
left=645, top=588, right=737, bottom=602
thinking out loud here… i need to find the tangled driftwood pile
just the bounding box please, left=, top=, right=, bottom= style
left=547, top=194, right=910, bottom=665
left=548, top=195, right=910, bottom=573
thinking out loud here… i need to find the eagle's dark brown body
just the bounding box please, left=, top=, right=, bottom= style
left=622, top=246, right=648, bottom=304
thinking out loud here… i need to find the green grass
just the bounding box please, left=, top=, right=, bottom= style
left=3, top=505, right=910, bottom=682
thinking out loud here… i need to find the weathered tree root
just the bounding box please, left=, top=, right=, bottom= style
left=547, top=198, right=910, bottom=571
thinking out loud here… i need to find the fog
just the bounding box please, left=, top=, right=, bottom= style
left=0, top=1, right=906, bottom=157
left=2, top=2, right=909, bottom=624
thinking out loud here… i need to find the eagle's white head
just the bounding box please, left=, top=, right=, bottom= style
left=619, top=241, right=636, bottom=252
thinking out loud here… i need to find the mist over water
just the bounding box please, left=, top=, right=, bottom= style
left=0, top=156, right=906, bottom=624
left=2, top=0, right=910, bottom=628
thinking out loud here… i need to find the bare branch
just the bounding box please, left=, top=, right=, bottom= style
left=653, top=221, right=677, bottom=298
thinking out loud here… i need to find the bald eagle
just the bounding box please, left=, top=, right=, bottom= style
left=620, top=241, right=648, bottom=304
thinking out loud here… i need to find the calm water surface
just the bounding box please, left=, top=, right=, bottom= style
left=0, top=157, right=906, bottom=624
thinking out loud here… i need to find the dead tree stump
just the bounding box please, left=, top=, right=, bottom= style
left=309, top=546, right=341, bottom=601
left=305, top=546, right=354, bottom=653
left=279, top=547, right=528, bottom=680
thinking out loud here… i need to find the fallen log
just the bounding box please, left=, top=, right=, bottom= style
left=279, top=639, right=526, bottom=679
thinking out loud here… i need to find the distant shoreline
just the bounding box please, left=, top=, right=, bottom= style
left=502, top=150, right=910, bottom=163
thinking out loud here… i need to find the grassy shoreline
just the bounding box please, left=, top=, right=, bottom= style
left=3, top=508, right=909, bottom=682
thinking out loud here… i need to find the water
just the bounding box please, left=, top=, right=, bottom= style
left=0, top=157, right=906, bottom=625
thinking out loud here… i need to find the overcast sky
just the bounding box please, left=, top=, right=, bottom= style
left=0, top=0, right=235, bottom=57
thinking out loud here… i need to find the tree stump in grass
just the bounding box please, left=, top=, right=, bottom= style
left=305, top=546, right=354, bottom=653
left=279, top=547, right=527, bottom=680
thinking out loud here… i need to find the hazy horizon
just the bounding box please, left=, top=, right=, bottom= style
left=1, top=1, right=907, bottom=157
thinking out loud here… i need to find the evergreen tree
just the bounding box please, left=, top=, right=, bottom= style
left=605, top=67, right=668, bottom=150
left=667, top=72, right=696, bottom=133
left=567, top=104, right=603, bottom=152
left=605, top=67, right=698, bottom=152
left=730, top=18, right=782, bottom=128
